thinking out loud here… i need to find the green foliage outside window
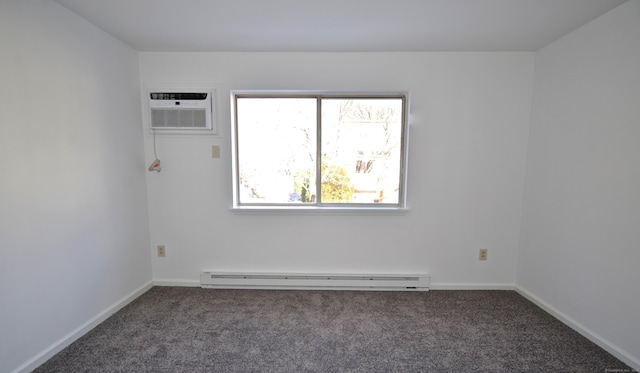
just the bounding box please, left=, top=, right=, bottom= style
left=294, top=162, right=354, bottom=203
left=321, top=162, right=354, bottom=203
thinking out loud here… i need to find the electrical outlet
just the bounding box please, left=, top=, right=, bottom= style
left=212, top=145, right=221, bottom=158
left=157, top=245, right=166, bottom=257
left=479, top=248, right=488, bottom=261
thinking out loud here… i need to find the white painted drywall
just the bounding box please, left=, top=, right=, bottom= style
left=517, top=0, right=640, bottom=367
left=0, top=2, right=152, bottom=372
left=139, top=52, right=534, bottom=287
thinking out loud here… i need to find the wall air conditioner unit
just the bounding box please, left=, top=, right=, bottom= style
left=149, top=91, right=215, bottom=132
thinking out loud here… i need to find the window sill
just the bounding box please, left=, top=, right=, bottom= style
left=230, top=206, right=410, bottom=216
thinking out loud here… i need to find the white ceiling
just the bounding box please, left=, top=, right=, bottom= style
left=54, top=0, right=627, bottom=52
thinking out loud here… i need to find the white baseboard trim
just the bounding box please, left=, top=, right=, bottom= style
left=515, top=285, right=640, bottom=371
left=12, top=281, right=153, bottom=373
left=154, top=280, right=515, bottom=291
left=429, top=282, right=515, bottom=290
left=153, top=278, right=200, bottom=287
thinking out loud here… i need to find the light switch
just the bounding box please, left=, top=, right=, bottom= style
left=212, top=145, right=221, bottom=158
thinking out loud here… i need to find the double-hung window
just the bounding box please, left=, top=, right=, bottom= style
left=232, top=93, right=408, bottom=209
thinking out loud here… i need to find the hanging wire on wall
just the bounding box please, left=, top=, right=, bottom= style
left=147, top=130, right=162, bottom=172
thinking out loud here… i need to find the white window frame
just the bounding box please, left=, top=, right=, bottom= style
left=231, top=91, right=409, bottom=213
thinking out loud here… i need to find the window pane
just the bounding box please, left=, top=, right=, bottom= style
left=321, top=98, right=403, bottom=204
left=236, top=98, right=317, bottom=204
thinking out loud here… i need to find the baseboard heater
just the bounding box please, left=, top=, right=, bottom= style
left=200, top=272, right=430, bottom=291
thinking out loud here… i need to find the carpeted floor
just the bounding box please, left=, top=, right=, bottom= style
left=34, top=287, right=632, bottom=372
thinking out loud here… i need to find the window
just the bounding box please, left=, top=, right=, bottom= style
left=232, top=93, right=407, bottom=209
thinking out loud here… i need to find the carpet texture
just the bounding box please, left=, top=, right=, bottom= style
left=34, top=287, right=632, bottom=372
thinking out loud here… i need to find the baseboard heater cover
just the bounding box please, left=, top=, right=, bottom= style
left=200, top=272, right=429, bottom=291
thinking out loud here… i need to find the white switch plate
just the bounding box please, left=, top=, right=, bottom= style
left=212, top=145, right=221, bottom=158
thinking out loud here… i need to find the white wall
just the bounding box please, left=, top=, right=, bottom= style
left=140, top=52, right=534, bottom=287
left=0, top=2, right=152, bottom=372
left=517, top=0, right=640, bottom=368
left=1, top=1, right=636, bottom=371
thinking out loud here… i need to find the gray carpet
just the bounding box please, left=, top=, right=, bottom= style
left=34, top=287, right=631, bottom=372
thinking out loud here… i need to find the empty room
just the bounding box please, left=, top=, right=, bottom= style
left=1, top=0, right=638, bottom=372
